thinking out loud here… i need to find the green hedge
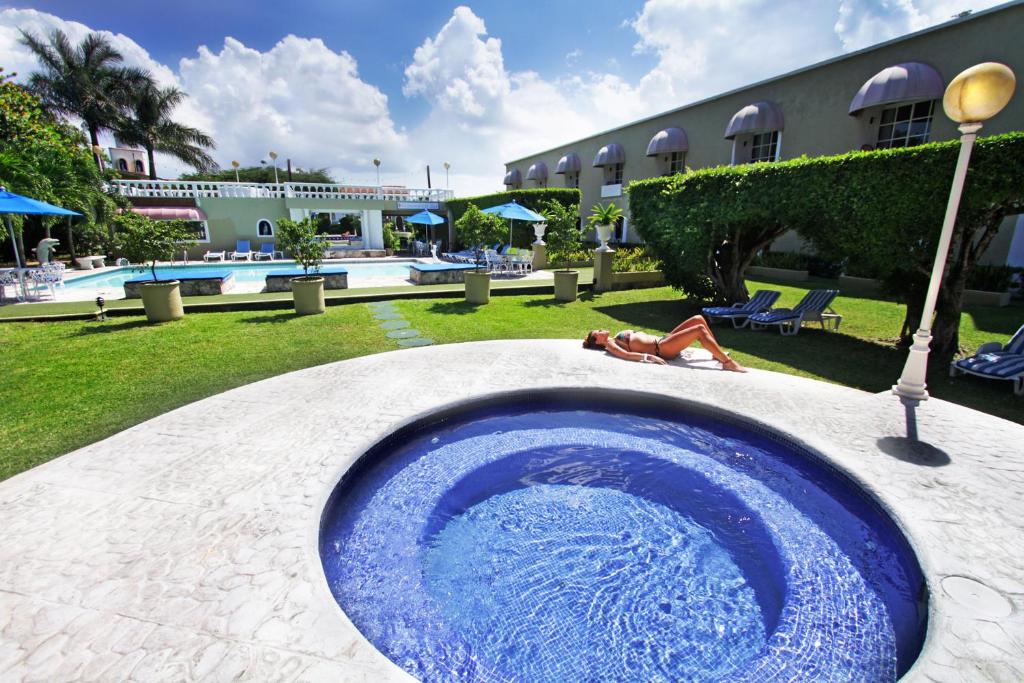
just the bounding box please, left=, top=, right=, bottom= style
left=446, top=188, right=581, bottom=221
left=628, top=132, right=1024, bottom=357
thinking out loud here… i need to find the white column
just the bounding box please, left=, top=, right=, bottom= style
left=775, top=131, right=783, bottom=162
left=362, top=210, right=384, bottom=249
left=730, top=139, right=737, bottom=166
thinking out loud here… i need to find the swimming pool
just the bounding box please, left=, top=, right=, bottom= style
left=320, top=394, right=927, bottom=682
left=64, top=260, right=420, bottom=289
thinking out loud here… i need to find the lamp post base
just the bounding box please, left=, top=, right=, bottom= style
left=892, top=328, right=933, bottom=402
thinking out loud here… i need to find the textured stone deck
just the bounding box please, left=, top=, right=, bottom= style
left=1, top=340, right=1022, bottom=681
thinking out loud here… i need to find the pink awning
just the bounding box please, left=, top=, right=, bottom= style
left=129, top=206, right=208, bottom=221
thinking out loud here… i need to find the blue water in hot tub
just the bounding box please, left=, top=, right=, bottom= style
left=319, top=394, right=927, bottom=682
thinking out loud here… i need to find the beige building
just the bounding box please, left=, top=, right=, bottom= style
left=504, top=2, right=1024, bottom=266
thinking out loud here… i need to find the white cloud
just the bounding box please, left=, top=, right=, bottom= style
left=1, top=2, right=1009, bottom=195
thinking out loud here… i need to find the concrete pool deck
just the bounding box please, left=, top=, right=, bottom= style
left=0, top=340, right=1021, bottom=681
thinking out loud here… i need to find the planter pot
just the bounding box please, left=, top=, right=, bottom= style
left=554, top=270, right=579, bottom=302
left=292, top=277, right=326, bottom=315
left=963, top=288, right=1011, bottom=307
left=140, top=281, right=184, bottom=323
left=595, top=224, right=614, bottom=252
left=465, top=271, right=491, bottom=305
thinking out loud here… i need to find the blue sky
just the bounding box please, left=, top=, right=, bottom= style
left=0, top=1, right=1007, bottom=193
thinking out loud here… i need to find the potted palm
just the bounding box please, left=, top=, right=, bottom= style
left=276, top=217, right=326, bottom=315
left=589, top=202, right=623, bottom=252
left=455, top=204, right=505, bottom=304
left=113, top=212, right=195, bottom=322
left=541, top=199, right=583, bottom=302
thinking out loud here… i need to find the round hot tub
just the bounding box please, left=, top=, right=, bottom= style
left=319, top=392, right=927, bottom=681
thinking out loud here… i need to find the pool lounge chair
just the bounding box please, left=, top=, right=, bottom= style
left=253, top=242, right=282, bottom=261
left=748, top=289, right=841, bottom=335
left=203, top=249, right=225, bottom=262
left=950, top=324, right=1024, bottom=396
left=703, top=289, right=782, bottom=329
left=230, top=240, right=253, bottom=261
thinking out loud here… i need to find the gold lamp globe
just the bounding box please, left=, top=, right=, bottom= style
left=943, top=62, right=1016, bottom=123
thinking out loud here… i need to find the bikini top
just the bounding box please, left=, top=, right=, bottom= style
left=615, top=330, right=633, bottom=343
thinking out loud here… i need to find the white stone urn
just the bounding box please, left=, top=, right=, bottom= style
left=532, top=222, right=547, bottom=246
left=595, top=224, right=614, bottom=252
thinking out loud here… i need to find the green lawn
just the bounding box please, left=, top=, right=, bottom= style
left=1, top=281, right=1020, bottom=481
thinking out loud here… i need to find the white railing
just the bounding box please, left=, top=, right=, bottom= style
left=108, top=179, right=454, bottom=203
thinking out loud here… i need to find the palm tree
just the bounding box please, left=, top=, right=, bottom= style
left=19, top=29, right=150, bottom=167
left=114, top=83, right=217, bottom=179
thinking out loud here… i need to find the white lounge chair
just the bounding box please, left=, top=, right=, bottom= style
left=203, top=250, right=225, bottom=262
left=748, top=289, right=841, bottom=335
left=703, top=290, right=782, bottom=328
left=950, top=324, right=1024, bottom=396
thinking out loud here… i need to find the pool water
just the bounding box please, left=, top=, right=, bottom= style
left=319, top=396, right=927, bottom=682
left=64, top=260, right=419, bottom=289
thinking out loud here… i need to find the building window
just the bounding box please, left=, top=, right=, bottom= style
left=117, top=158, right=128, bottom=172
left=257, top=219, right=274, bottom=236
left=750, top=131, right=779, bottom=162
left=185, top=220, right=209, bottom=243
left=134, top=159, right=144, bottom=174
left=668, top=152, right=686, bottom=175
left=565, top=172, right=579, bottom=188
left=877, top=100, right=934, bottom=149
left=606, top=163, right=623, bottom=185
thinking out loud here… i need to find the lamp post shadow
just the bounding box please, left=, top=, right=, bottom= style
left=875, top=397, right=951, bottom=467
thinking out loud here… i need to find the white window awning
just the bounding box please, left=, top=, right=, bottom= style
left=592, top=143, right=625, bottom=167
left=503, top=168, right=522, bottom=185
left=555, top=153, right=581, bottom=174
left=526, top=162, right=548, bottom=181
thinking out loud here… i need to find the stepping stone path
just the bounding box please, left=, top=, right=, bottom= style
left=367, top=301, right=433, bottom=348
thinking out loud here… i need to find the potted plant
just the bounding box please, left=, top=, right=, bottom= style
left=542, top=199, right=583, bottom=302
left=276, top=217, right=326, bottom=315
left=113, top=212, right=195, bottom=322
left=588, top=202, right=623, bottom=252
left=455, top=204, right=505, bottom=304
left=382, top=220, right=398, bottom=257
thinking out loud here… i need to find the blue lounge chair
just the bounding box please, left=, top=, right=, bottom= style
left=230, top=240, right=252, bottom=261
left=950, top=324, right=1024, bottom=396
left=703, top=290, right=782, bottom=328
left=253, top=242, right=282, bottom=261
left=748, top=289, right=841, bottom=335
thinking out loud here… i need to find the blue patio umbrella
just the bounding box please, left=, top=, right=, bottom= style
left=481, top=201, right=546, bottom=247
left=0, top=188, right=81, bottom=269
left=405, top=210, right=445, bottom=245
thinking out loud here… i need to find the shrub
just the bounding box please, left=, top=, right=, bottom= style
left=382, top=220, right=398, bottom=251
left=276, top=217, right=323, bottom=277
left=966, top=264, right=1015, bottom=292
left=613, top=246, right=661, bottom=273
left=454, top=204, right=505, bottom=267
left=752, top=251, right=810, bottom=270
left=113, top=212, right=195, bottom=282
left=539, top=198, right=582, bottom=270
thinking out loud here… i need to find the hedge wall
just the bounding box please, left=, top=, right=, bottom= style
left=446, top=187, right=581, bottom=221
left=628, top=132, right=1024, bottom=358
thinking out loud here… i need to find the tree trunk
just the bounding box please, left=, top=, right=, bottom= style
left=147, top=145, right=157, bottom=180
left=930, top=273, right=966, bottom=363
left=89, top=126, right=103, bottom=170
left=66, top=219, right=76, bottom=261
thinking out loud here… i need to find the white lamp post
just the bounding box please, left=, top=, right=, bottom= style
left=231, top=160, right=240, bottom=183
left=269, top=151, right=279, bottom=184
left=444, top=161, right=451, bottom=189
left=373, top=158, right=381, bottom=186
left=893, top=62, right=1015, bottom=404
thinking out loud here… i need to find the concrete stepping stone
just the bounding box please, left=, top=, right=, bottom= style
left=373, top=312, right=404, bottom=320
left=366, top=301, right=396, bottom=310
left=380, top=319, right=411, bottom=330
left=397, top=337, right=434, bottom=347
left=386, top=329, right=421, bottom=339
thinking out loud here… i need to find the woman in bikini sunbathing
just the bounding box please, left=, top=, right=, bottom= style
left=583, top=314, right=746, bottom=372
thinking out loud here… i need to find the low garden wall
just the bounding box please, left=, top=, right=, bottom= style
left=124, top=273, right=235, bottom=298
left=610, top=270, right=666, bottom=291
left=746, top=266, right=809, bottom=282
left=838, top=275, right=883, bottom=294
left=963, top=289, right=1011, bottom=307
left=410, top=263, right=478, bottom=285
left=265, top=269, right=349, bottom=292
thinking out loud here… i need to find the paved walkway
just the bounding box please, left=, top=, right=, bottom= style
left=1, top=340, right=1022, bottom=681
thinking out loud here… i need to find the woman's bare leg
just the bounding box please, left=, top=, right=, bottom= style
left=658, top=324, right=746, bottom=372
